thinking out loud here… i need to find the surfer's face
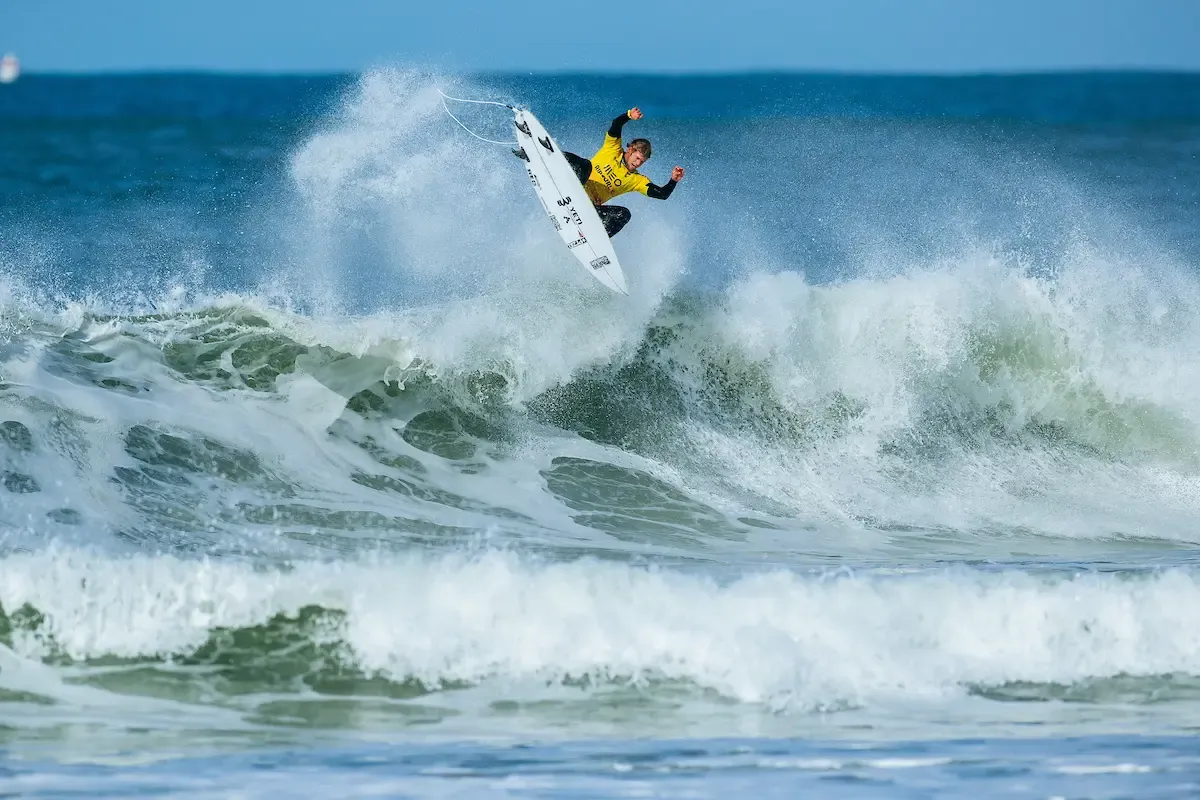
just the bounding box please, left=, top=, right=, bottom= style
left=624, top=147, right=648, bottom=170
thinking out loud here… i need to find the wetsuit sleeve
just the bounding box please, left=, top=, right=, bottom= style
left=646, top=179, right=678, bottom=200
left=608, top=112, right=632, bottom=138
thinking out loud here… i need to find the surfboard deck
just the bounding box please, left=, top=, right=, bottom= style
left=513, top=109, right=629, bottom=295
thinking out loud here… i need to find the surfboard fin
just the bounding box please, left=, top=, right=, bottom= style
left=514, top=120, right=531, bottom=136
left=512, top=147, right=529, bottom=162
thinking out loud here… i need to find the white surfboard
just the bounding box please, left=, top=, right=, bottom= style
left=513, top=109, right=628, bottom=295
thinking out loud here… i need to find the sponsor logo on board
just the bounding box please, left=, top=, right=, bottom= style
left=589, top=256, right=610, bottom=270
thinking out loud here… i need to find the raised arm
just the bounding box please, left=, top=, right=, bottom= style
left=608, top=106, right=644, bottom=137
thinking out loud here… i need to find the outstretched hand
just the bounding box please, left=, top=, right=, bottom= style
left=671, top=166, right=685, bottom=182
left=628, top=107, right=644, bottom=120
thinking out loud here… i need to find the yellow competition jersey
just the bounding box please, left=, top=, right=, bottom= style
left=584, top=134, right=651, bottom=205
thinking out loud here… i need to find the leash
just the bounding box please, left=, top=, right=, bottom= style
left=437, top=89, right=518, bottom=146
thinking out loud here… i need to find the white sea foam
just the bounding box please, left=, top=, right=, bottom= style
left=2, top=549, right=1200, bottom=712
left=656, top=243, right=1200, bottom=539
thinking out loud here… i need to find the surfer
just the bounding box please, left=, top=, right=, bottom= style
left=517, top=107, right=684, bottom=238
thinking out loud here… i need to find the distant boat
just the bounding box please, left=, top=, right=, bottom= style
left=0, top=53, right=19, bottom=84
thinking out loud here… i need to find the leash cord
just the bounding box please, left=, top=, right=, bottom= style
left=437, top=89, right=518, bottom=146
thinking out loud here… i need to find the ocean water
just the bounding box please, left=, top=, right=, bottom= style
left=1, top=69, right=1200, bottom=797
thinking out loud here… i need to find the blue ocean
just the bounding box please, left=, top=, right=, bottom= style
left=2, top=69, right=1200, bottom=797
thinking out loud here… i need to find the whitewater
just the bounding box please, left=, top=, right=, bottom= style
left=2, top=69, right=1200, bottom=796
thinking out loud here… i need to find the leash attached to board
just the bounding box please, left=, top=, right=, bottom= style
left=437, top=89, right=519, bottom=146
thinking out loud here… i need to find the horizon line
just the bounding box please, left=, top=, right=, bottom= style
left=11, top=66, right=1200, bottom=79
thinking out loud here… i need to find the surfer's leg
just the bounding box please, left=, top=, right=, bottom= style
left=563, top=152, right=593, bottom=184
left=596, top=205, right=632, bottom=237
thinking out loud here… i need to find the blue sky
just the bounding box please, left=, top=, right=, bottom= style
left=5, top=0, right=1199, bottom=73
